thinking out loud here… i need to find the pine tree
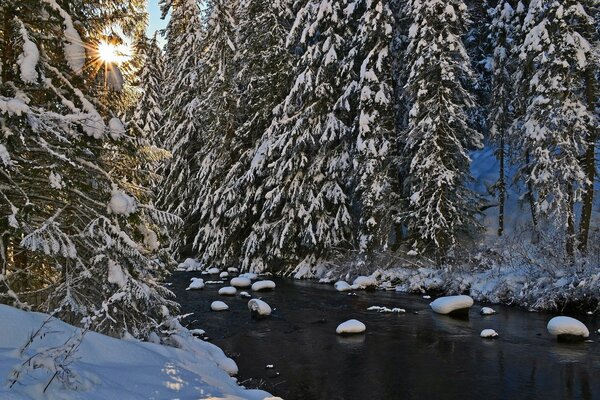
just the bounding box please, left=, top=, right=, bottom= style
left=157, top=0, right=205, bottom=254
left=241, top=0, right=354, bottom=276
left=514, top=0, right=597, bottom=256
left=193, top=0, right=294, bottom=268
left=402, top=0, right=483, bottom=257
left=0, top=0, right=179, bottom=338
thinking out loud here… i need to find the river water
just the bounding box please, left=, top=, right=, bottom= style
left=170, top=272, right=600, bottom=400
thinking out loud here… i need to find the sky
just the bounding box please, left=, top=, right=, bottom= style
left=147, top=0, right=169, bottom=47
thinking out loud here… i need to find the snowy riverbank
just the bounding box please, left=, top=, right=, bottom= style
left=0, top=305, right=277, bottom=400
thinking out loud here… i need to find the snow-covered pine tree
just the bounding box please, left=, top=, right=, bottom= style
left=514, top=0, right=597, bottom=256
left=193, top=0, right=294, bottom=268
left=131, top=34, right=165, bottom=147
left=241, top=0, right=354, bottom=276
left=188, top=0, right=238, bottom=261
left=344, top=0, right=397, bottom=254
left=157, top=0, right=205, bottom=254
left=0, top=0, right=179, bottom=338
left=402, top=0, right=483, bottom=258
left=488, top=0, right=518, bottom=237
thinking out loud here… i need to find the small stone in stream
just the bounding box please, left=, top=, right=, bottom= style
left=597, top=329, right=600, bottom=334
left=266, top=364, right=274, bottom=369
left=423, top=295, right=431, bottom=299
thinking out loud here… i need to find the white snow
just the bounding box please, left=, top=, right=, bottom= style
left=218, top=286, right=237, bottom=296
left=239, top=272, right=258, bottom=280
left=177, top=258, right=202, bottom=271
left=0, top=144, right=11, bottom=167
left=0, top=305, right=274, bottom=399
left=547, top=316, right=589, bottom=338
left=186, top=278, right=205, bottom=290
left=240, top=291, right=251, bottom=298
left=352, top=275, right=377, bottom=289
left=106, top=188, right=137, bottom=216
left=17, top=22, right=39, bottom=84
left=189, top=329, right=205, bottom=336
left=211, top=301, right=229, bottom=311
left=206, top=267, right=221, bottom=274
left=220, top=271, right=229, bottom=278
left=107, top=259, right=127, bottom=288
left=108, top=117, right=125, bottom=140
left=367, top=306, right=406, bottom=313
left=231, top=277, right=252, bottom=288
left=248, top=299, right=272, bottom=317
left=481, top=307, right=497, bottom=315
left=336, top=319, right=366, bottom=334
left=228, top=267, right=239, bottom=274
left=430, top=295, right=474, bottom=315
left=334, top=281, right=353, bottom=292
left=480, top=329, right=499, bottom=338
left=252, top=280, right=276, bottom=292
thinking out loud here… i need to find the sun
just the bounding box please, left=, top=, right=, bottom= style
left=96, top=41, right=131, bottom=64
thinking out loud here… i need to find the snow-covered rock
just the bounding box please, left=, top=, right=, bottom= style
left=206, top=267, right=221, bottom=274
left=231, top=277, right=252, bottom=288
left=336, top=319, right=366, bottom=335
left=240, top=291, right=251, bottom=299
left=218, top=286, right=237, bottom=296
left=352, top=275, right=377, bottom=289
left=547, top=316, right=589, bottom=340
left=0, top=305, right=274, bottom=399
left=177, top=258, right=202, bottom=271
left=228, top=267, right=239, bottom=274
left=480, top=307, right=497, bottom=316
left=220, top=271, right=229, bottom=278
left=239, top=272, right=258, bottom=280
left=248, top=299, right=272, bottom=318
left=252, top=280, right=276, bottom=292
left=186, top=278, right=205, bottom=290
left=430, top=295, right=473, bottom=315
left=334, top=281, right=353, bottom=292
left=211, top=301, right=229, bottom=311
left=480, top=329, right=499, bottom=338
left=189, top=329, right=206, bottom=336
left=367, top=306, right=405, bottom=313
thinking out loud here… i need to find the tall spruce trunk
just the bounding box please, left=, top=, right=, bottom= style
left=498, top=135, right=506, bottom=237
left=566, top=183, right=575, bottom=260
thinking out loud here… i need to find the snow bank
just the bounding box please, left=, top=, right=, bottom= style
left=248, top=299, right=272, bottom=317
left=336, top=319, right=366, bottom=334
left=352, top=275, right=377, bottom=289
left=186, top=278, right=204, bottom=290
left=231, top=277, right=252, bottom=288
left=218, top=286, right=237, bottom=296
left=211, top=301, right=229, bottom=311
left=480, top=329, right=499, bottom=338
left=547, top=316, right=589, bottom=338
left=0, top=305, right=274, bottom=399
left=334, top=281, right=353, bottom=292
left=252, top=280, right=276, bottom=292
left=430, top=295, right=474, bottom=315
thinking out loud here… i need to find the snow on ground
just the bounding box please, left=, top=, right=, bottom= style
left=211, top=301, right=229, bottom=311
left=367, top=306, right=406, bottom=313
left=186, top=277, right=205, bottom=290
left=248, top=299, right=272, bottom=317
left=218, top=286, right=237, bottom=296
left=481, top=307, right=497, bottom=315
left=480, top=329, right=499, bottom=338
left=336, top=319, right=366, bottom=334
left=251, top=280, right=276, bottom=292
left=230, top=277, right=252, bottom=288
left=0, top=305, right=276, bottom=400
left=430, top=295, right=474, bottom=315
left=547, top=316, right=589, bottom=338
left=176, top=258, right=203, bottom=271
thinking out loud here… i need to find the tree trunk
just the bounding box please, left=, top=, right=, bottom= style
left=578, top=67, right=597, bottom=253
left=525, top=151, right=539, bottom=243
left=566, top=183, right=575, bottom=260
left=498, top=135, right=506, bottom=237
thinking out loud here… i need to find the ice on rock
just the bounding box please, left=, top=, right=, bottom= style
left=480, top=329, right=499, bottom=338
left=252, top=280, right=276, bottom=292
left=220, top=271, right=229, bottom=278
left=186, top=278, right=205, bottom=290
left=481, top=307, right=497, bottom=315
left=218, top=286, right=237, bottom=296
left=211, top=301, right=229, bottom=311
left=231, top=277, right=252, bottom=288
left=352, top=275, right=377, bottom=289
left=547, top=316, right=589, bottom=339
left=336, top=319, right=366, bottom=335
left=248, top=299, right=272, bottom=317
left=430, top=295, right=473, bottom=315
left=334, top=281, right=353, bottom=292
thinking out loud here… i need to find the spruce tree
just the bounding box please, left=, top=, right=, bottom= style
left=402, top=0, right=483, bottom=257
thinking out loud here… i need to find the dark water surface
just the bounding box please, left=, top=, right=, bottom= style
left=170, top=272, right=600, bottom=400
